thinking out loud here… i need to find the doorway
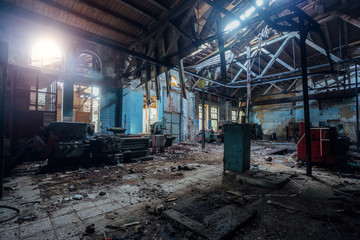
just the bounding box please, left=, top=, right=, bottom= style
left=73, top=84, right=100, bottom=132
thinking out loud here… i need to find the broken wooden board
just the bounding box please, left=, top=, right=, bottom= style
left=163, top=209, right=209, bottom=238
left=267, top=147, right=289, bottom=155
left=204, top=206, right=257, bottom=240
left=236, top=170, right=293, bottom=189
left=226, top=190, right=245, bottom=197
left=266, top=200, right=299, bottom=212
left=164, top=207, right=256, bottom=240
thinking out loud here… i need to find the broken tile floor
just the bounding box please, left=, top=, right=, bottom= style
left=1, top=141, right=360, bottom=239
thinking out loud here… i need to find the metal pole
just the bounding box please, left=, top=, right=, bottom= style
left=202, top=90, right=205, bottom=149
left=355, top=64, right=359, bottom=152
left=217, top=19, right=226, bottom=84
left=300, top=28, right=312, bottom=176
left=246, top=46, right=251, bottom=123
left=0, top=42, right=8, bottom=199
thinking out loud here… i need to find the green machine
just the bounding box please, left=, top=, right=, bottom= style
left=223, top=124, right=251, bottom=173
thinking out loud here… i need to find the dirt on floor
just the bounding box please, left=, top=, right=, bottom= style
left=1, top=141, right=360, bottom=240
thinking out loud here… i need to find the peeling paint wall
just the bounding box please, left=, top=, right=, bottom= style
left=251, top=93, right=358, bottom=140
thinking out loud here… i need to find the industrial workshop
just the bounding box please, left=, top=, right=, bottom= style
left=1, top=0, right=360, bottom=239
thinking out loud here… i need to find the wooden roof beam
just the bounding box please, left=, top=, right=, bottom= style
left=116, top=0, right=160, bottom=23
left=79, top=0, right=147, bottom=31
left=145, top=0, right=170, bottom=13
left=38, top=0, right=138, bottom=40
left=0, top=2, right=172, bottom=68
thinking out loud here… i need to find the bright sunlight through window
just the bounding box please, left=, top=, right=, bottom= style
left=31, top=38, right=63, bottom=71
left=256, top=0, right=264, bottom=6
left=224, top=20, right=240, bottom=31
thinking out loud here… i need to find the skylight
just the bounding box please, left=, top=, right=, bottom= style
left=224, top=20, right=240, bottom=31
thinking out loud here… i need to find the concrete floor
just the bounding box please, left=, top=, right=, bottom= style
left=1, top=141, right=360, bottom=239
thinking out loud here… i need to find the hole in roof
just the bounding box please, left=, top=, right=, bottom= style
left=224, top=20, right=240, bottom=31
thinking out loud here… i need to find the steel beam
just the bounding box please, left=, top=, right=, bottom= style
left=295, top=34, right=342, bottom=62
left=79, top=0, right=146, bottom=31
left=38, top=0, right=138, bottom=40
left=356, top=64, right=360, bottom=152
left=334, top=11, right=360, bottom=29
left=260, top=48, right=295, bottom=71
left=0, top=42, right=8, bottom=198
left=246, top=47, right=251, bottom=123
left=260, top=37, right=291, bottom=77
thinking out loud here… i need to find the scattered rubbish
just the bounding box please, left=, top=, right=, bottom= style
left=73, top=194, right=84, bottom=200
left=266, top=200, right=299, bottom=212
left=20, top=201, right=41, bottom=205
left=155, top=204, right=165, bottom=215
left=0, top=205, right=20, bottom=224
left=166, top=197, right=177, bottom=202
left=226, top=190, right=245, bottom=197
left=16, top=214, right=37, bottom=223
left=99, top=191, right=106, bottom=196
left=264, top=156, right=272, bottom=161
left=84, top=224, right=95, bottom=235
left=236, top=170, right=293, bottom=189
left=128, top=168, right=135, bottom=174
left=122, top=221, right=141, bottom=227
left=328, top=218, right=344, bottom=239
left=267, top=147, right=290, bottom=155
left=135, top=225, right=143, bottom=233
left=69, top=185, right=76, bottom=191
left=178, top=165, right=194, bottom=171
left=164, top=209, right=209, bottom=238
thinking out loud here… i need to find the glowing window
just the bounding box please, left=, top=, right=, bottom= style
left=75, top=51, right=101, bottom=78
left=31, top=39, right=63, bottom=71
left=224, top=20, right=240, bottom=31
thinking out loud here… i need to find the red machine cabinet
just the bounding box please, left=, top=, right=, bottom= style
left=297, top=122, right=337, bottom=164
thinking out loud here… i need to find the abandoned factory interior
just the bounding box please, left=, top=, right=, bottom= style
left=1, top=0, right=360, bottom=239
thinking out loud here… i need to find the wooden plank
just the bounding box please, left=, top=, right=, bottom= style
left=38, top=0, right=138, bottom=41
left=78, top=0, right=146, bottom=31
left=163, top=209, right=209, bottom=238
left=236, top=170, right=292, bottom=190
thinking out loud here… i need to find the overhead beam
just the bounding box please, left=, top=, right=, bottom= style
left=145, top=0, right=170, bottom=13
left=116, top=0, right=159, bottom=23
left=260, top=48, right=295, bottom=71
left=259, top=36, right=291, bottom=77
left=79, top=0, right=146, bottom=31
left=231, top=50, right=258, bottom=83
left=38, top=0, right=138, bottom=40
left=236, top=62, right=257, bottom=77
left=253, top=88, right=357, bottom=106
left=294, top=34, right=342, bottom=62
left=334, top=11, right=360, bottom=29
left=0, top=2, right=171, bottom=68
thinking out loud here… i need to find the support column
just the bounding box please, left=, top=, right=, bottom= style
left=355, top=64, right=359, bottom=152
left=62, top=79, right=74, bottom=122
left=218, top=19, right=227, bottom=83
left=202, top=90, right=205, bottom=150
left=0, top=42, right=8, bottom=199
left=145, top=67, right=151, bottom=132
left=246, top=46, right=251, bottom=123
left=300, top=29, right=312, bottom=176
left=225, top=100, right=230, bottom=122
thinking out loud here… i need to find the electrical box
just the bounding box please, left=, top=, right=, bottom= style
left=223, top=124, right=251, bottom=173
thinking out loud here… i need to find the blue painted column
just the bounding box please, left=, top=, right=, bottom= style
left=62, top=80, right=74, bottom=122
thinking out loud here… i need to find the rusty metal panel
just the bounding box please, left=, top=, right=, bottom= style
left=163, top=90, right=181, bottom=113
